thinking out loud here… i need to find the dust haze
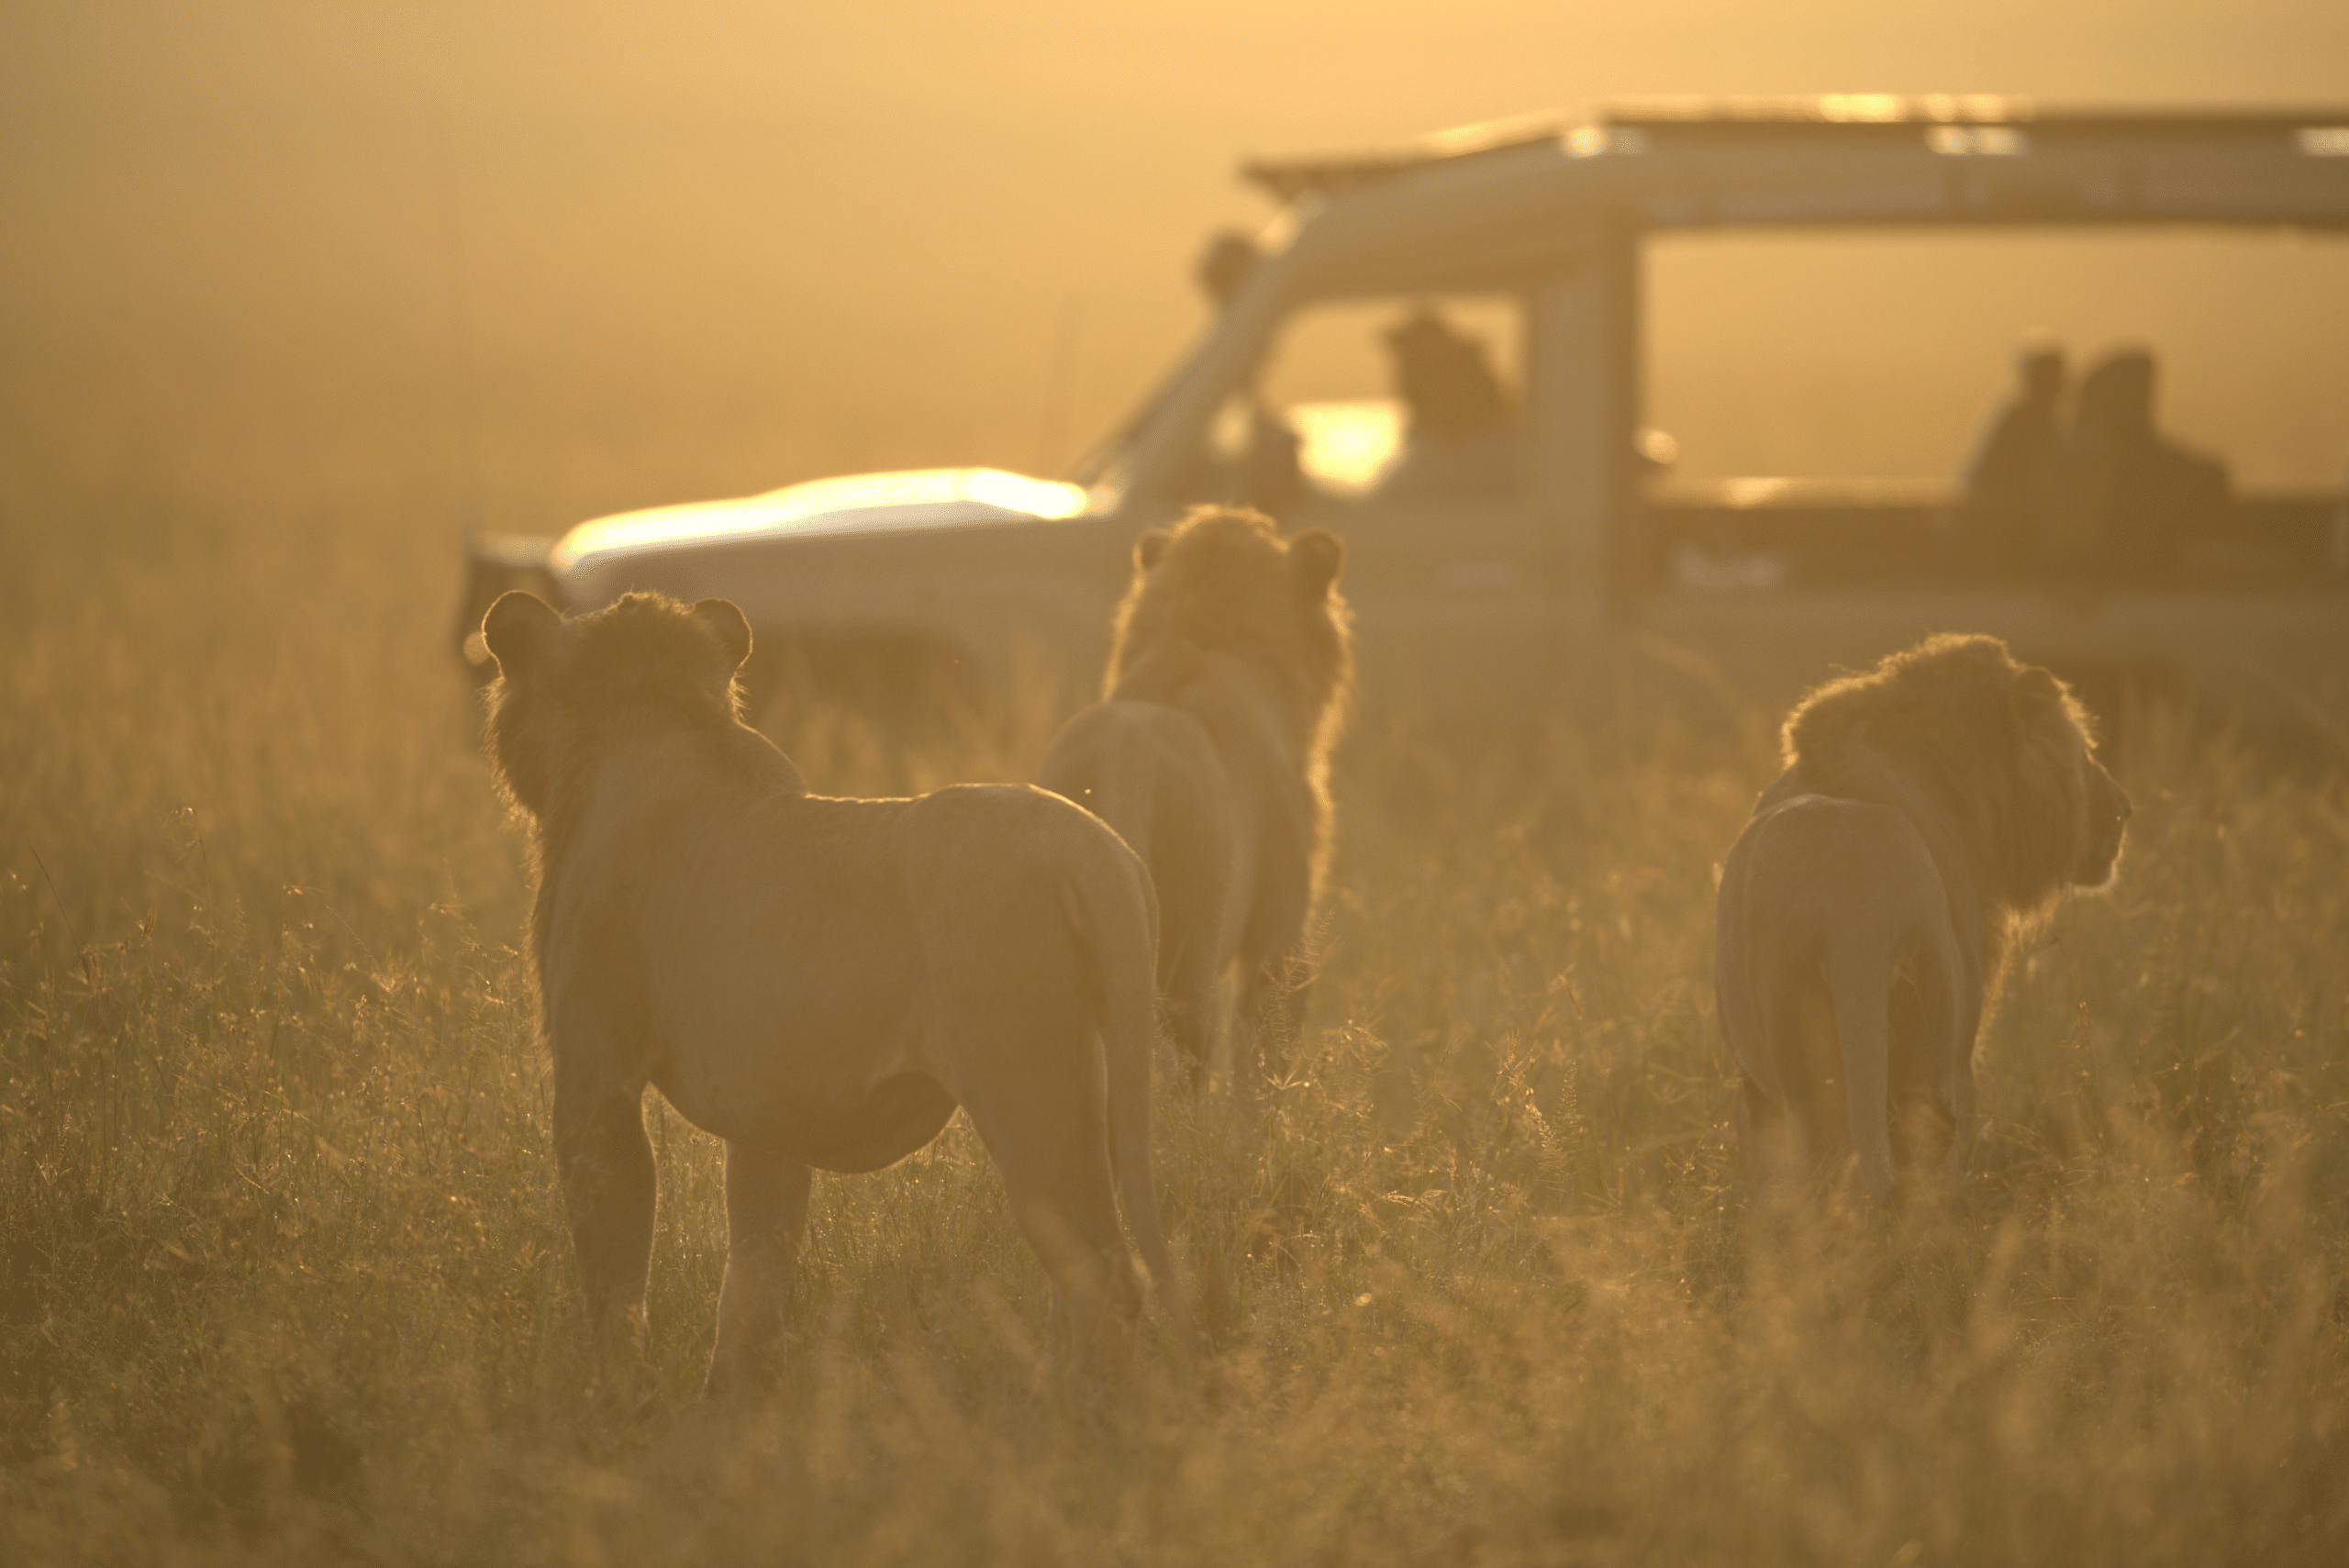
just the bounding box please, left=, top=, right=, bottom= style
left=6, top=1, right=2345, bottom=539
left=9, top=6, right=2349, bottom=1560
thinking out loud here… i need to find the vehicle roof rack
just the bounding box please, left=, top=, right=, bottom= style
left=1238, top=111, right=1570, bottom=202
left=1607, top=95, right=2347, bottom=143
left=1239, top=97, right=2349, bottom=202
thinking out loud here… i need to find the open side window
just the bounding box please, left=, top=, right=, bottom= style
left=1178, top=293, right=1527, bottom=514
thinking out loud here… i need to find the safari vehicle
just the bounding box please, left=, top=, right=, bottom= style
left=460, top=98, right=2349, bottom=733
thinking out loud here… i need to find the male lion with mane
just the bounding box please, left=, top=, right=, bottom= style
left=1039, top=506, right=1352, bottom=1093
left=481, top=590, right=1201, bottom=1395
left=1715, top=633, right=2130, bottom=1204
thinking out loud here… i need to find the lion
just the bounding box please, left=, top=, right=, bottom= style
left=1713, top=633, right=2131, bottom=1204
left=480, top=589, right=1202, bottom=1395
left=1038, top=506, right=1352, bottom=1094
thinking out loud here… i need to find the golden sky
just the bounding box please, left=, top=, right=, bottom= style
left=5, top=1, right=2345, bottom=524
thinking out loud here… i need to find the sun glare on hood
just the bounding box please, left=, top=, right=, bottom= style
left=549, top=468, right=1092, bottom=575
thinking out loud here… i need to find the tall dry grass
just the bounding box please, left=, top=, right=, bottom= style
left=4, top=404, right=2347, bottom=1565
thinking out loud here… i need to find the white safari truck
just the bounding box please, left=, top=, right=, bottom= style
left=460, top=98, right=2349, bottom=736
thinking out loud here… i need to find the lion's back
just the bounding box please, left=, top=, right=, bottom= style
left=1720, top=793, right=1945, bottom=940
left=1718, top=792, right=1946, bottom=1032
left=900, top=783, right=1151, bottom=929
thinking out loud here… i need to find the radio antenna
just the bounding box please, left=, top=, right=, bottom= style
left=429, top=95, right=484, bottom=544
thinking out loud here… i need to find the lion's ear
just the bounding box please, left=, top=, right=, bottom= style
left=691, top=598, right=753, bottom=672
left=2010, top=663, right=2065, bottom=715
left=482, top=592, right=562, bottom=678
left=1288, top=528, right=1344, bottom=597
left=1135, top=529, right=1173, bottom=572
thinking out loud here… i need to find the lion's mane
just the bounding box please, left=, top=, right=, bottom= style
left=1105, top=505, right=1353, bottom=891
left=1777, top=630, right=2114, bottom=956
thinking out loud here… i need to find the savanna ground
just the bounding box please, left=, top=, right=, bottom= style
left=5, top=388, right=2348, bottom=1567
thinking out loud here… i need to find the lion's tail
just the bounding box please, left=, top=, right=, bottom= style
left=1824, top=938, right=1898, bottom=1205
left=1073, top=839, right=1207, bottom=1363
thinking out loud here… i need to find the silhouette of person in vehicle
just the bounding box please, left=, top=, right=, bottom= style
left=1184, top=229, right=1303, bottom=515
left=1196, top=230, right=1262, bottom=311
left=1378, top=307, right=1515, bottom=498
left=1948, top=339, right=2065, bottom=577
left=2043, top=346, right=2229, bottom=584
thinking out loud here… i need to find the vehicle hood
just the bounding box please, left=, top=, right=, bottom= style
left=547, top=467, right=1096, bottom=581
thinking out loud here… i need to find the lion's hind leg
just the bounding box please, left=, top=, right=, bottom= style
left=1148, top=795, right=1233, bottom=1095
left=704, top=1143, right=812, bottom=1400
left=1764, top=974, right=1861, bottom=1200
left=1234, top=863, right=1316, bottom=1097
left=1043, top=703, right=1235, bottom=1096
left=959, top=1073, right=1146, bottom=1380
left=1736, top=1073, right=1798, bottom=1199
left=552, top=1076, right=660, bottom=1401
left=1886, top=982, right=1956, bottom=1174
left=1164, top=994, right=1217, bottom=1096
left=1887, top=934, right=1970, bottom=1195
left=1823, top=943, right=1899, bottom=1206
left=1156, top=834, right=1236, bottom=1095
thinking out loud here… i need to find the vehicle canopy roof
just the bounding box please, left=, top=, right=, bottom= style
left=1080, top=97, right=2349, bottom=495
left=1240, top=96, right=2349, bottom=237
